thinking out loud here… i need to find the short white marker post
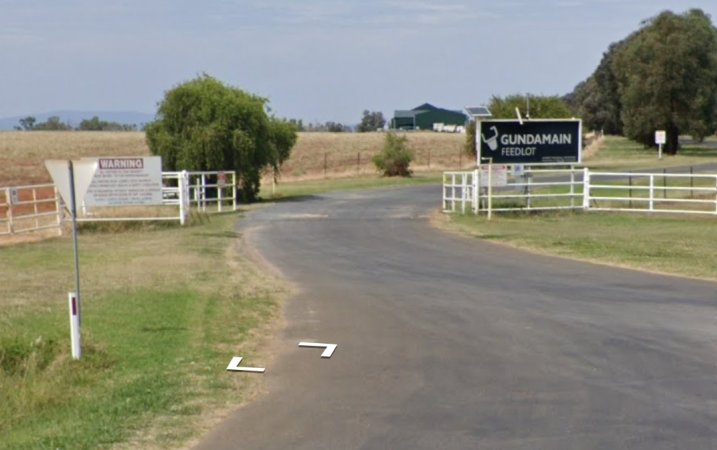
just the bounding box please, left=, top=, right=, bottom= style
left=68, top=292, right=81, bottom=360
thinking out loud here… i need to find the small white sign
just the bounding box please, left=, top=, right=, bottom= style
left=655, top=130, right=666, bottom=145
left=9, top=188, right=19, bottom=205
left=479, top=165, right=508, bottom=187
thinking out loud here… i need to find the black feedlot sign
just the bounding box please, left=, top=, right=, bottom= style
left=479, top=119, right=582, bottom=164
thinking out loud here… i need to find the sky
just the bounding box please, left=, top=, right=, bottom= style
left=1, top=0, right=716, bottom=125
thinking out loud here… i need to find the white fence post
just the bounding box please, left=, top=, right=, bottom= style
left=472, top=169, right=479, bottom=214
left=5, top=188, right=14, bottom=234
left=54, top=186, right=63, bottom=236
left=570, top=166, right=576, bottom=209
left=582, top=168, right=590, bottom=210
left=461, top=173, right=468, bottom=214
left=649, top=174, right=655, bottom=212
left=217, top=174, right=223, bottom=213
left=232, top=172, right=237, bottom=211
left=178, top=170, right=190, bottom=225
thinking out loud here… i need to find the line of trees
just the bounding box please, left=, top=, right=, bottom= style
left=565, top=8, right=717, bottom=154
left=288, top=119, right=354, bottom=132
left=287, top=110, right=386, bottom=133
left=15, top=115, right=139, bottom=131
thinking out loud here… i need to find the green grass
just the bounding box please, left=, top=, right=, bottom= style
left=260, top=171, right=443, bottom=200
left=443, top=135, right=717, bottom=279
left=0, top=213, right=286, bottom=449
left=444, top=211, right=717, bottom=281
left=585, top=135, right=717, bottom=170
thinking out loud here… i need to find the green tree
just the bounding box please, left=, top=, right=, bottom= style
left=78, top=116, right=104, bottom=131
left=145, top=75, right=297, bottom=202
left=18, top=116, right=36, bottom=131
left=78, top=116, right=136, bottom=131
left=33, top=116, right=72, bottom=131
left=565, top=42, right=625, bottom=134
left=358, top=110, right=386, bottom=132
left=372, top=132, right=413, bottom=176
left=488, top=94, right=573, bottom=119
left=613, top=9, right=717, bottom=153
left=464, top=120, right=477, bottom=156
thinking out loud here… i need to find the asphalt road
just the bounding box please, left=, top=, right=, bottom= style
left=195, top=185, right=717, bottom=450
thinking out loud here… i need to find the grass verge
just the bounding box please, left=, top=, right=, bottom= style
left=584, top=135, right=717, bottom=170
left=0, top=212, right=288, bottom=449
left=440, top=210, right=717, bottom=281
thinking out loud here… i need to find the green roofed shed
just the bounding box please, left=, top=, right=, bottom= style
left=390, top=103, right=467, bottom=130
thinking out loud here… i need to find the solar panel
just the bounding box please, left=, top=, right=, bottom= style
left=465, top=106, right=492, bottom=117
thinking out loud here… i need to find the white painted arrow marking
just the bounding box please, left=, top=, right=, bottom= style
left=226, top=356, right=265, bottom=373
left=298, top=342, right=337, bottom=358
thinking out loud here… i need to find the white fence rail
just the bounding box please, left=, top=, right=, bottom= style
left=1, top=170, right=238, bottom=237
left=443, top=167, right=717, bottom=217
left=587, top=171, right=717, bottom=215
left=186, top=171, right=237, bottom=212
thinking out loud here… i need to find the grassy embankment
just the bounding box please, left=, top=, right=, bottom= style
left=441, top=135, right=717, bottom=281
left=0, top=214, right=287, bottom=449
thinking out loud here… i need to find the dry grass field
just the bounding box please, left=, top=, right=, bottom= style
left=0, top=131, right=467, bottom=187
left=0, top=131, right=150, bottom=186
left=280, top=131, right=467, bottom=180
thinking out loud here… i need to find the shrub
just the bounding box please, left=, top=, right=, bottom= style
left=372, top=132, right=413, bottom=177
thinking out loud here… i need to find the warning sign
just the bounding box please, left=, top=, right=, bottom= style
left=84, top=157, right=163, bottom=207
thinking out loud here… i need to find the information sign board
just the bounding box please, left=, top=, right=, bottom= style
left=479, top=119, right=582, bottom=165
left=83, top=157, right=163, bottom=207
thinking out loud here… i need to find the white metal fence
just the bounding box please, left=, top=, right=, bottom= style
left=444, top=167, right=717, bottom=216
left=1, top=170, right=238, bottom=236
left=587, top=170, right=717, bottom=215
left=186, top=171, right=237, bottom=212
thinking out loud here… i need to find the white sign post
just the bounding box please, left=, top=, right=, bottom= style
left=655, top=130, right=666, bottom=160
left=68, top=292, right=81, bottom=360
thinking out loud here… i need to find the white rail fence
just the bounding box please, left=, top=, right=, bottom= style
left=444, top=167, right=717, bottom=216
left=1, top=170, right=238, bottom=237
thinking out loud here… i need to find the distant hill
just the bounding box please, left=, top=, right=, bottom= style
left=0, top=110, right=155, bottom=130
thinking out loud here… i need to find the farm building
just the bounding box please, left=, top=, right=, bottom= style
left=390, top=103, right=468, bottom=131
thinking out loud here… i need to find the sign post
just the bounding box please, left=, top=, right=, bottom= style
left=67, top=161, right=82, bottom=329
left=655, top=130, right=666, bottom=160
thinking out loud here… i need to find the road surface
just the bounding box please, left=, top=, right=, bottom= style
left=195, top=185, right=717, bottom=449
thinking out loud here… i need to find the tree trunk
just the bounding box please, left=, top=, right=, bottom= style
left=665, top=124, right=680, bottom=155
